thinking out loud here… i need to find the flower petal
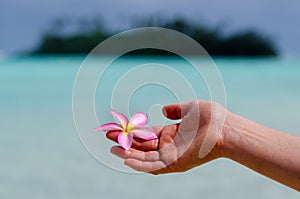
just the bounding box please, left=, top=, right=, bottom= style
left=94, top=122, right=123, bottom=132
left=110, top=110, right=128, bottom=128
left=129, top=112, right=148, bottom=126
left=132, top=126, right=157, bottom=140
left=117, top=132, right=133, bottom=150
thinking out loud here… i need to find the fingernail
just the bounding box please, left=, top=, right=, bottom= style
left=162, top=107, right=167, bottom=117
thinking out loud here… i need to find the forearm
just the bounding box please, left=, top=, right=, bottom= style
left=221, top=112, right=300, bottom=191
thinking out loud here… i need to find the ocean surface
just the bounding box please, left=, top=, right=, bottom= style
left=0, top=55, right=299, bottom=198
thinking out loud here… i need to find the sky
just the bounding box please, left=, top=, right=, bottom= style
left=0, top=0, right=299, bottom=56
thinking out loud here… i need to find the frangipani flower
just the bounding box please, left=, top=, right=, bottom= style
left=95, top=110, right=157, bottom=150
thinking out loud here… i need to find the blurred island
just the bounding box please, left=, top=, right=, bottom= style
left=33, top=17, right=278, bottom=56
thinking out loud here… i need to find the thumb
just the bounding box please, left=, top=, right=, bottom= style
left=162, top=102, right=191, bottom=120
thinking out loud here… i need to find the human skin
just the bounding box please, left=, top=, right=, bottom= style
left=106, top=100, right=300, bottom=191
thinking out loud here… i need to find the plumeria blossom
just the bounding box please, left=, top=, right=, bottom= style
left=95, top=110, right=157, bottom=150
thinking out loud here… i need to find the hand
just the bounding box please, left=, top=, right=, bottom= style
left=106, top=100, right=300, bottom=191
left=106, top=100, right=227, bottom=174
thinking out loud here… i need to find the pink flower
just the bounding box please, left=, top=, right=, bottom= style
left=95, top=110, right=157, bottom=150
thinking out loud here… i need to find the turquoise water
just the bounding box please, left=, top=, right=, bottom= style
left=0, top=56, right=299, bottom=198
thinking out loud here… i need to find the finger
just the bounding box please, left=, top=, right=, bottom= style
left=162, top=101, right=192, bottom=120
left=106, top=130, right=119, bottom=142
left=110, top=146, right=160, bottom=161
left=106, top=131, right=159, bottom=151
left=124, top=158, right=166, bottom=173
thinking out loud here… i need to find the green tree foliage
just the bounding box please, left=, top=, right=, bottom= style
left=33, top=17, right=278, bottom=56
left=221, top=31, right=277, bottom=56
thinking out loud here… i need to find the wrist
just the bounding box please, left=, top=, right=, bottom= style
left=206, top=109, right=236, bottom=160
left=218, top=111, right=244, bottom=159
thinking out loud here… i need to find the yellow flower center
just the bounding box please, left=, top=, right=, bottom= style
left=122, top=123, right=135, bottom=135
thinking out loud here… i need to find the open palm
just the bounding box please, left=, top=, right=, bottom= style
left=106, top=100, right=227, bottom=174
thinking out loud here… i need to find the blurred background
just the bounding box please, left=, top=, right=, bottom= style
left=1, top=0, right=300, bottom=198
left=1, top=0, right=300, bottom=56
